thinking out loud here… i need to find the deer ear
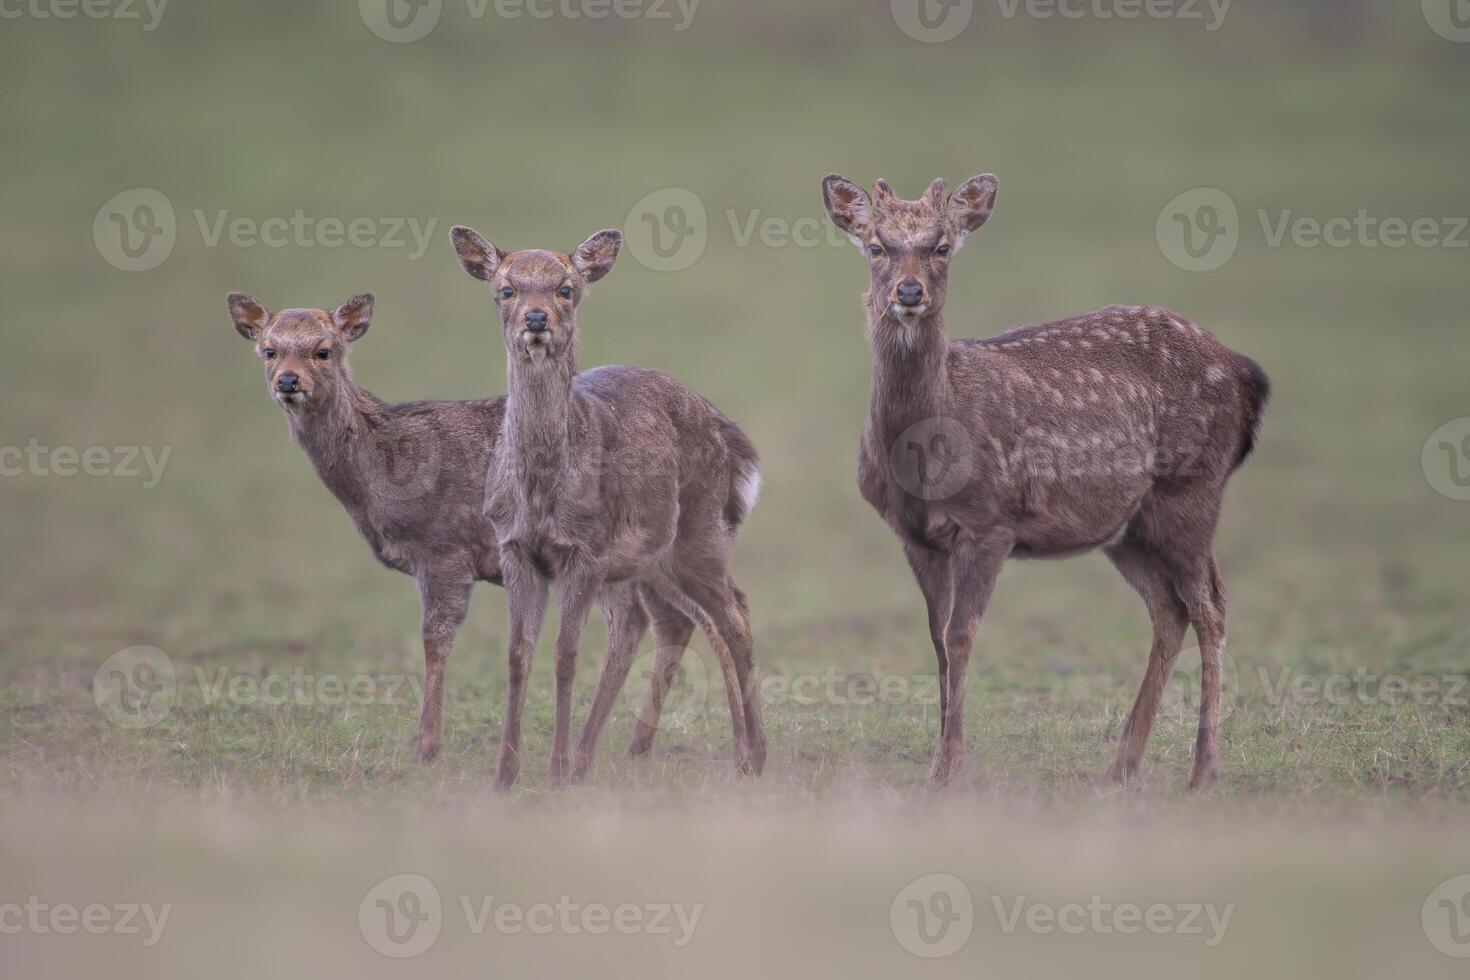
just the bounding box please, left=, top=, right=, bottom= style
left=948, top=173, right=998, bottom=242
left=924, top=177, right=949, bottom=212
left=228, top=292, right=269, bottom=341
left=821, top=173, right=872, bottom=247
left=572, top=229, right=622, bottom=283
left=451, top=225, right=503, bottom=282
left=332, top=293, right=374, bottom=342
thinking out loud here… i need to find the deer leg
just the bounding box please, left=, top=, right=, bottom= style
left=1178, top=555, right=1228, bottom=792
left=1103, top=543, right=1189, bottom=784
left=933, top=532, right=1011, bottom=787
left=666, top=578, right=755, bottom=777
left=904, top=543, right=953, bottom=738
left=571, top=583, right=649, bottom=782
left=549, top=562, right=603, bottom=788
left=727, top=578, right=766, bottom=773
left=413, top=573, right=474, bottom=764
left=628, top=586, right=697, bottom=758
left=493, top=551, right=548, bottom=791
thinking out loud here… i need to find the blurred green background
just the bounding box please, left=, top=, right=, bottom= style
left=2, top=1, right=1470, bottom=977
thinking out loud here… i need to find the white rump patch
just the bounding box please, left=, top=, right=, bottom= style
left=737, top=466, right=762, bottom=516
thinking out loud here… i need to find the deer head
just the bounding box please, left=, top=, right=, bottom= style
left=227, top=292, right=373, bottom=412
left=451, top=225, right=622, bottom=367
left=822, top=173, right=997, bottom=328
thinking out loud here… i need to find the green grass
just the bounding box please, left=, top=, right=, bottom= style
left=3, top=3, right=1470, bottom=977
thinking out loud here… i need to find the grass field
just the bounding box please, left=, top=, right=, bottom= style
left=3, top=2, right=1470, bottom=977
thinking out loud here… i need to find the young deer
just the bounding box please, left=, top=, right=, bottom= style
left=450, top=225, right=766, bottom=789
left=821, top=174, right=1270, bottom=790
left=226, top=291, right=662, bottom=771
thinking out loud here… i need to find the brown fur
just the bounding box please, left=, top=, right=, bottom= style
left=451, top=225, right=765, bottom=789
left=225, top=291, right=663, bottom=770
left=822, top=174, right=1270, bottom=790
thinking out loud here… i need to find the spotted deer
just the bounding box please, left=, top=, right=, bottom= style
left=226, top=291, right=670, bottom=774
left=821, top=174, right=1270, bottom=790
left=450, top=225, right=766, bottom=789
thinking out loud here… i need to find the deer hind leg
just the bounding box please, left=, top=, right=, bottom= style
left=656, top=574, right=757, bottom=777
left=571, top=583, right=649, bottom=783
left=727, top=578, right=766, bottom=773
left=1176, top=554, right=1227, bottom=791
left=904, top=543, right=953, bottom=738
left=1103, top=543, right=1189, bottom=784
left=414, top=574, right=474, bottom=764
left=627, top=586, right=697, bottom=758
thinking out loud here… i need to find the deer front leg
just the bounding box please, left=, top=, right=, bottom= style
left=904, top=543, right=953, bottom=738
left=549, top=559, right=603, bottom=788
left=494, top=549, right=549, bottom=791
left=933, top=532, right=1012, bottom=787
left=414, top=573, right=474, bottom=764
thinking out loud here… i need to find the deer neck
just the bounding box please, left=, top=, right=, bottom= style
left=504, top=341, right=582, bottom=489
left=867, top=308, right=951, bottom=441
left=287, top=373, right=385, bottom=510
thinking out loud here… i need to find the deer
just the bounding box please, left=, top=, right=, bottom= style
left=449, top=224, right=766, bottom=790
left=225, top=291, right=682, bottom=777
left=821, top=173, right=1270, bottom=791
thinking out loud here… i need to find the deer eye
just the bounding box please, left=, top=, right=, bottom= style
left=315, top=349, right=331, bottom=360
left=498, top=287, right=514, bottom=300
left=263, top=348, right=276, bottom=359
left=936, top=243, right=951, bottom=256
left=558, top=285, right=573, bottom=299
left=867, top=243, right=883, bottom=257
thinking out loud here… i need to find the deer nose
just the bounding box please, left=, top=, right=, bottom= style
left=524, top=310, right=549, bottom=332
left=896, top=278, right=925, bottom=307
left=276, top=372, right=300, bottom=393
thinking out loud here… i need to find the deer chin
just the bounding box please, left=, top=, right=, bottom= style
left=521, top=332, right=552, bottom=364
left=889, top=302, right=929, bottom=319
left=274, top=391, right=308, bottom=412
